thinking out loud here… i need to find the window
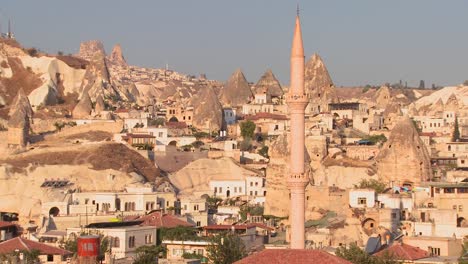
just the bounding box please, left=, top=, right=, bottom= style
left=128, top=236, right=135, bottom=248
left=255, top=182, right=258, bottom=186
left=197, top=249, right=203, bottom=255
left=158, top=132, right=163, bottom=137
left=391, top=213, right=397, bottom=219
left=239, top=187, right=242, bottom=193
left=196, top=221, right=201, bottom=227
left=113, top=237, right=120, bottom=248
left=234, top=187, right=237, bottom=193
left=250, top=182, right=253, bottom=187
left=255, top=191, right=258, bottom=196
left=145, top=234, right=153, bottom=244
left=219, top=187, right=222, bottom=193
left=444, top=188, right=455, bottom=193
left=250, top=191, right=253, bottom=196
left=459, top=205, right=463, bottom=212
left=47, top=255, right=53, bottom=262
left=429, top=247, right=441, bottom=256
left=194, top=205, right=199, bottom=211
left=214, top=187, right=217, bottom=193
left=453, top=205, right=457, bottom=210
left=358, top=197, right=367, bottom=205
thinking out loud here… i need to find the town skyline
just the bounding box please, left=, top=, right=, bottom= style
left=2, top=0, right=468, bottom=87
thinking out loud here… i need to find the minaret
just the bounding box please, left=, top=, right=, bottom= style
left=286, top=10, right=309, bottom=249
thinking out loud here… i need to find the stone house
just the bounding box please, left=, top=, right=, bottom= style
left=67, top=223, right=157, bottom=259
left=163, top=240, right=211, bottom=261
left=243, top=112, right=289, bottom=136
left=403, top=236, right=462, bottom=258
left=0, top=237, right=72, bottom=263
left=349, top=189, right=375, bottom=208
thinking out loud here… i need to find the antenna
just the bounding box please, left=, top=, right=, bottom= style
left=8, top=19, right=10, bottom=38
left=297, top=4, right=300, bottom=16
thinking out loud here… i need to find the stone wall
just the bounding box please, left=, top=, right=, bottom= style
left=345, top=146, right=380, bottom=160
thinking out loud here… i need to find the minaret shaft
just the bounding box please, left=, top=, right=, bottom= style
left=286, top=14, right=309, bottom=250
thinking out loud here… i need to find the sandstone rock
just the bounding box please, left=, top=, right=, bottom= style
left=414, top=85, right=468, bottom=112
left=9, top=88, right=33, bottom=118
left=168, top=157, right=259, bottom=195
left=108, top=44, right=127, bottom=66
left=252, top=69, right=283, bottom=97
left=190, top=85, right=223, bottom=131
left=78, top=40, right=106, bottom=61
left=28, top=83, right=58, bottom=108
left=72, top=92, right=92, bottom=118
left=94, top=94, right=105, bottom=113
left=305, top=54, right=334, bottom=94
left=220, top=69, right=253, bottom=107
left=374, top=86, right=391, bottom=108
left=444, top=93, right=461, bottom=111
left=376, top=117, right=432, bottom=185
left=304, top=54, right=337, bottom=113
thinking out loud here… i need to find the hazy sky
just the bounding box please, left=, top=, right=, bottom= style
left=2, top=1, right=468, bottom=87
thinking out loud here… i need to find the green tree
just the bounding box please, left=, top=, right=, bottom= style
left=336, top=243, right=397, bottom=264
left=364, top=134, right=387, bottom=145
left=206, top=233, right=246, bottom=264
left=240, top=138, right=252, bottom=151
left=239, top=205, right=264, bottom=220
left=453, top=116, right=460, bottom=142
left=133, top=245, right=165, bottom=264
left=206, top=196, right=223, bottom=211
left=240, top=120, right=256, bottom=139
left=354, top=179, right=387, bottom=194
left=258, top=146, right=269, bottom=158
left=160, top=226, right=199, bottom=241
left=182, top=252, right=205, bottom=261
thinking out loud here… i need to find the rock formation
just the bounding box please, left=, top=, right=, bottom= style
left=304, top=54, right=337, bottom=113
left=0, top=142, right=160, bottom=223
left=219, top=69, right=253, bottom=107
left=108, top=44, right=127, bottom=66
left=414, top=86, right=468, bottom=113
left=374, top=86, right=391, bottom=108
left=190, top=85, right=223, bottom=131
left=168, top=157, right=259, bottom=195
left=72, top=92, right=93, bottom=118
left=9, top=88, right=33, bottom=118
left=444, top=93, right=461, bottom=111
left=79, top=53, right=118, bottom=100
left=78, top=40, right=106, bottom=61
left=94, top=94, right=106, bottom=113
left=376, top=117, right=432, bottom=185
left=252, top=69, right=283, bottom=97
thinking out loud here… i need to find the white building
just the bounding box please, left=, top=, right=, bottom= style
left=67, top=225, right=157, bottom=259
left=349, top=189, right=376, bottom=208
left=223, top=108, right=237, bottom=125
left=210, top=180, right=246, bottom=198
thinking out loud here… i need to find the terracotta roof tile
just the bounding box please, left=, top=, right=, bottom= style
left=133, top=211, right=194, bottom=229
left=0, top=237, right=72, bottom=256
left=245, top=113, right=288, bottom=121
left=374, top=243, right=429, bottom=261
left=0, top=222, right=17, bottom=229
left=203, top=224, right=256, bottom=231
left=235, top=249, right=352, bottom=264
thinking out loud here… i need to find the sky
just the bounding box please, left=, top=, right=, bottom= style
left=2, top=0, right=468, bottom=87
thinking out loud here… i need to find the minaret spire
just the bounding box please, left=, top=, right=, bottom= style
left=286, top=11, right=309, bottom=249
